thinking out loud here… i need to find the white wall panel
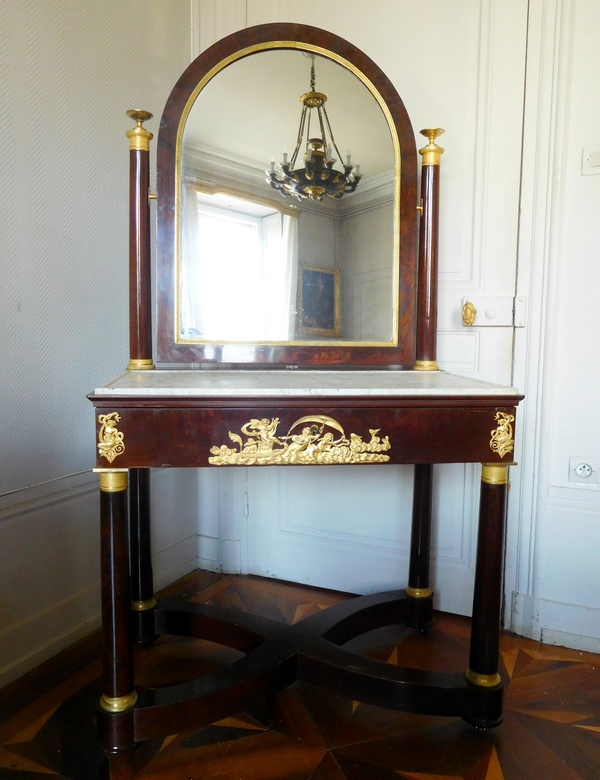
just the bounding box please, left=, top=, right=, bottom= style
left=0, top=467, right=198, bottom=687
left=0, top=1, right=190, bottom=493
left=0, top=1, right=192, bottom=687
left=0, top=475, right=100, bottom=688
left=191, top=0, right=527, bottom=615
left=193, top=0, right=248, bottom=56
left=508, top=0, right=600, bottom=647
left=245, top=463, right=478, bottom=615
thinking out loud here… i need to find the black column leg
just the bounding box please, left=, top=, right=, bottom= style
left=129, top=468, right=157, bottom=643
left=96, top=469, right=137, bottom=754
left=464, top=462, right=513, bottom=728
left=406, top=464, right=434, bottom=630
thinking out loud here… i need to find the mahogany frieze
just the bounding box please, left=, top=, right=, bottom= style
left=91, top=400, right=519, bottom=469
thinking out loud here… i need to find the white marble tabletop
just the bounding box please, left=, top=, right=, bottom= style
left=94, top=370, right=520, bottom=398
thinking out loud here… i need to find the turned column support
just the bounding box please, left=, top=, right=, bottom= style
left=405, top=464, right=434, bottom=629
left=414, top=128, right=444, bottom=372
left=129, top=468, right=157, bottom=643
left=466, top=462, right=515, bottom=689
left=126, top=109, right=154, bottom=371
left=95, top=468, right=137, bottom=753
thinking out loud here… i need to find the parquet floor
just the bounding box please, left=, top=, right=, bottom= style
left=1, top=570, right=600, bottom=779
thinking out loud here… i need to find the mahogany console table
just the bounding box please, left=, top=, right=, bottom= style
left=88, top=22, right=523, bottom=771
left=89, top=369, right=521, bottom=755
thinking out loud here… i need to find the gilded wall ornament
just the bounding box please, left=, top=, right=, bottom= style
left=209, top=415, right=391, bottom=466
left=97, top=412, right=125, bottom=463
left=489, top=412, right=514, bottom=459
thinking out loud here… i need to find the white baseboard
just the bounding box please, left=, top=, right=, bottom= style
left=0, top=534, right=201, bottom=690
left=0, top=583, right=101, bottom=689
left=0, top=473, right=100, bottom=688
left=540, top=628, right=600, bottom=654
left=511, top=591, right=600, bottom=653
left=198, top=534, right=219, bottom=571
left=219, top=539, right=242, bottom=573
left=0, top=472, right=202, bottom=690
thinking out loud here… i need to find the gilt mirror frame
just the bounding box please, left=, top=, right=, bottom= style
left=156, top=23, right=418, bottom=367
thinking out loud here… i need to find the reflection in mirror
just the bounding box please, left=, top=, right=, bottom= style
left=179, top=48, right=397, bottom=346
left=266, top=54, right=362, bottom=202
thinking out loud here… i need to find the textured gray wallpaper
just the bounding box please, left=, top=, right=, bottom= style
left=0, top=1, right=190, bottom=494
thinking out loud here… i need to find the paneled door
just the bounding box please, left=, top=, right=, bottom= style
left=193, top=0, right=528, bottom=614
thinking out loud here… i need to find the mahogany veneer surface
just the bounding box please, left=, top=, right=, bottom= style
left=2, top=571, right=599, bottom=779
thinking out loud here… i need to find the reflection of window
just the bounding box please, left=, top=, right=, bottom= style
left=196, top=204, right=265, bottom=340
left=180, top=190, right=298, bottom=341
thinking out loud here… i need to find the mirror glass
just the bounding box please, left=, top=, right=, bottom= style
left=177, top=47, right=398, bottom=346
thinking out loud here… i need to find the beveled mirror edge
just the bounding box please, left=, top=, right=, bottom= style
left=157, top=23, right=418, bottom=368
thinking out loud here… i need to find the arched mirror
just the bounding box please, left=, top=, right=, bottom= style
left=157, top=24, right=418, bottom=366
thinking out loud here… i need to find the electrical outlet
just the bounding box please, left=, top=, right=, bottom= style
left=569, top=455, right=600, bottom=485
left=575, top=463, right=593, bottom=478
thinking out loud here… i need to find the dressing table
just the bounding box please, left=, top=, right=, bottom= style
left=88, top=23, right=522, bottom=768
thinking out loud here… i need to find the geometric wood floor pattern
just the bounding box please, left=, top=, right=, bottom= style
left=1, top=570, right=600, bottom=779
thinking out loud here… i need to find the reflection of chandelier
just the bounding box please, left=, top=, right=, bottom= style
left=266, top=56, right=362, bottom=202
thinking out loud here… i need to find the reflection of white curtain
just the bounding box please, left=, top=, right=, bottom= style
left=283, top=214, right=299, bottom=339
left=262, top=213, right=298, bottom=339
left=180, top=186, right=201, bottom=338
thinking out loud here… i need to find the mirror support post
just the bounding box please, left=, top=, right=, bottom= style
left=126, top=110, right=155, bottom=371
left=414, top=128, right=444, bottom=372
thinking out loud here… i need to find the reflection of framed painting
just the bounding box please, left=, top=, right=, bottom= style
left=298, top=266, right=341, bottom=338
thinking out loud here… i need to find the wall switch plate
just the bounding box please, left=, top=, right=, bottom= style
left=569, top=455, right=600, bottom=485
left=582, top=147, right=600, bottom=176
